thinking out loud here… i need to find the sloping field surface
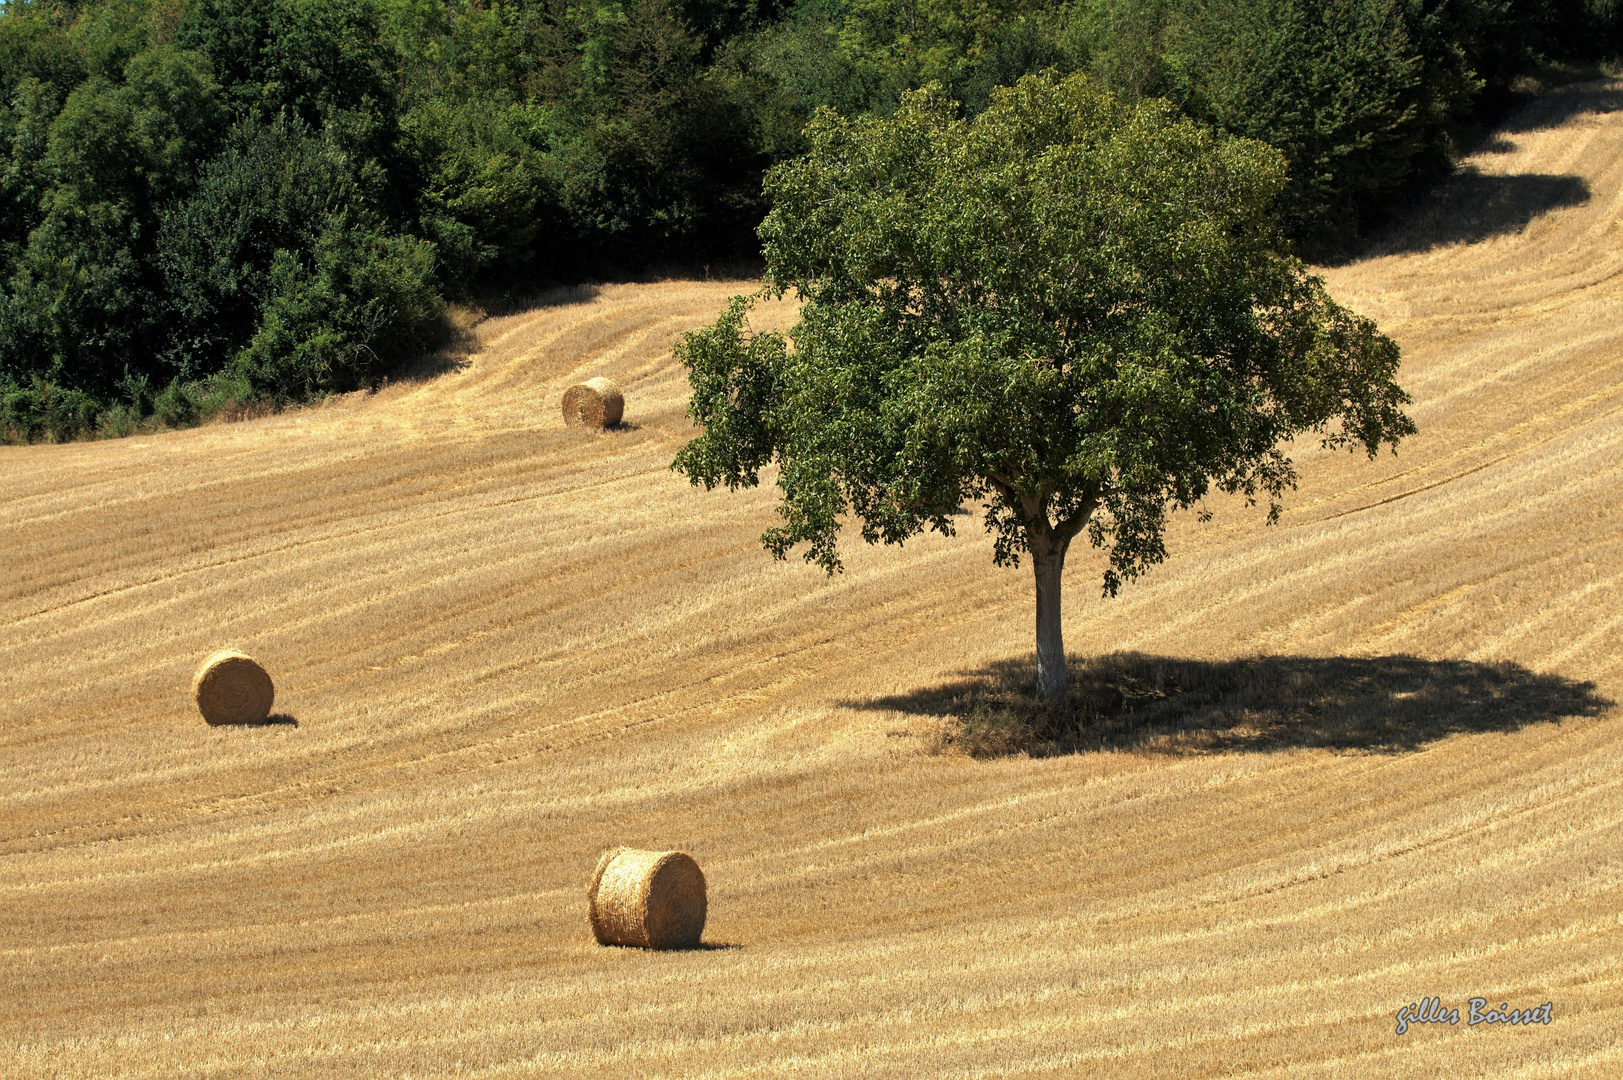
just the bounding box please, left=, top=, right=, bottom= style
left=5, top=82, right=1623, bottom=1078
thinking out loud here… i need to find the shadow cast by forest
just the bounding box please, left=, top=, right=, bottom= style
left=508, top=283, right=603, bottom=312
left=1362, top=168, right=1590, bottom=256
left=857, top=653, right=1609, bottom=758
left=390, top=348, right=472, bottom=384
left=1498, top=84, right=1623, bottom=134
left=389, top=285, right=605, bottom=385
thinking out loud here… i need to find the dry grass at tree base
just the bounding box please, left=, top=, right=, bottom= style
left=4, top=79, right=1623, bottom=1079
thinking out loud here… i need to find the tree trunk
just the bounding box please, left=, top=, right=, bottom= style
left=1031, top=528, right=1071, bottom=701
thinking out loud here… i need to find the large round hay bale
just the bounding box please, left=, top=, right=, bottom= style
left=561, top=377, right=624, bottom=429
left=587, top=847, right=706, bottom=949
left=192, top=650, right=275, bottom=725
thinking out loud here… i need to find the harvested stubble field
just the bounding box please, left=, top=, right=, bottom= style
left=5, top=82, right=1623, bottom=1079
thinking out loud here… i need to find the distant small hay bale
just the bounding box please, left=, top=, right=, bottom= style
left=588, top=847, right=706, bottom=949
left=192, top=650, right=275, bottom=725
left=561, top=377, right=624, bottom=429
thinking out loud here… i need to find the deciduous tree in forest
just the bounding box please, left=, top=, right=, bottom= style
left=674, top=72, right=1415, bottom=699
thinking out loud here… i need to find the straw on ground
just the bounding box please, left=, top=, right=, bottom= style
left=3, top=80, right=1623, bottom=1079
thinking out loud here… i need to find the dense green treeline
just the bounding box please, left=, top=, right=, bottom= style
left=0, top=0, right=1617, bottom=440
left=735, top=0, right=1623, bottom=242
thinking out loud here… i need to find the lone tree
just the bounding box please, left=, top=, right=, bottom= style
left=673, top=72, right=1415, bottom=700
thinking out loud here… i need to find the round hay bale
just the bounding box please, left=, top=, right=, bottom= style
left=561, top=377, right=624, bottom=429
left=192, top=650, right=275, bottom=725
left=587, top=847, right=706, bottom=949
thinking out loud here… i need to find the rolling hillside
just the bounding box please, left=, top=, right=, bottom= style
left=4, top=81, right=1623, bottom=1077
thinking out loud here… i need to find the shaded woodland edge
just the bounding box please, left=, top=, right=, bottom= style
left=2, top=0, right=1620, bottom=441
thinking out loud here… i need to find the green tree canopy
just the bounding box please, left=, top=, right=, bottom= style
left=673, top=71, right=1415, bottom=698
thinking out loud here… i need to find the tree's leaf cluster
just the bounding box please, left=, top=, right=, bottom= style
left=674, top=72, right=1415, bottom=593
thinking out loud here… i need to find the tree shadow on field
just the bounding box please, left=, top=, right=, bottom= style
left=1361, top=167, right=1590, bottom=257
left=856, top=654, right=1610, bottom=758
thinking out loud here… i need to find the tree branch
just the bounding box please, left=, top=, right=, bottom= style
left=986, top=472, right=1018, bottom=501
left=1055, top=492, right=1100, bottom=542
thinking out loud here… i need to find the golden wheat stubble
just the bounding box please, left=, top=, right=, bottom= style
left=5, top=89, right=1623, bottom=1077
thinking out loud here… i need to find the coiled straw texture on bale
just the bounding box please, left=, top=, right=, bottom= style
left=193, top=650, right=275, bottom=725
left=588, top=847, right=706, bottom=949
left=561, top=377, right=624, bottom=429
